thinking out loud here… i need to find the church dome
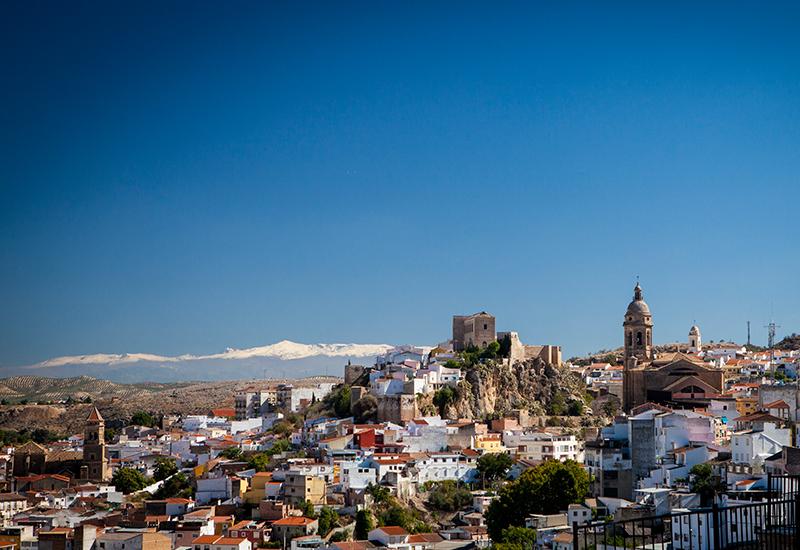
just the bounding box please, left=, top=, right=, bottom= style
left=625, top=282, right=651, bottom=317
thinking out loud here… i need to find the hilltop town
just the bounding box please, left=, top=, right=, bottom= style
left=0, top=283, right=799, bottom=549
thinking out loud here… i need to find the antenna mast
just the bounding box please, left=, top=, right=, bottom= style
left=764, top=319, right=781, bottom=372
left=765, top=320, right=781, bottom=350
left=747, top=321, right=751, bottom=347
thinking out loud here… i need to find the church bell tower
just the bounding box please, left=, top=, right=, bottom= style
left=83, top=407, right=109, bottom=482
left=623, top=282, right=653, bottom=362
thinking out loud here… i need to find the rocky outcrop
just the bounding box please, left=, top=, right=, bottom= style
left=443, top=358, right=587, bottom=420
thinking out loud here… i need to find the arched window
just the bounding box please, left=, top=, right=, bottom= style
left=627, top=332, right=633, bottom=347
left=636, top=331, right=643, bottom=346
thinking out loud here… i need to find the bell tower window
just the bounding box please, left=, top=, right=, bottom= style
left=636, top=331, right=643, bottom=346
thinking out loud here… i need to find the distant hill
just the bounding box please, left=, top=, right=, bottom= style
left=0, top=375, right=181, bottom=403
left=0, top=374, right=342, bottom=434
left=777, top=334, right=800, bottom=351
left=3, top=340, right=394, bottom=383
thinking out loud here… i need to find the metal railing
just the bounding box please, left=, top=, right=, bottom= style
left=573, top=474, right=800, bottom=550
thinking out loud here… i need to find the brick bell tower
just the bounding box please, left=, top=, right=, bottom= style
left=623, top=282, right=654, bottom=411
left=623, top=282, right=653, bottom=362
left=82, top=407, right=109, bottom=481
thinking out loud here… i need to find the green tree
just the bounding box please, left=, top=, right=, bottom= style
left=567, top=400, right=585, bottom=416
left=153, top=457, right=178, bottom=481
left=494, top=526, right=538, bottom=550
left=267, top=438, right=291, bottom=457
left=31, top=428, right=59, bottom=444
left=378, top=504, right=431, bottom=534
left=354, top=510, right=374, bottom=540
left=112, top=467, right=150, bottom=494
left=329, top=531, right=349, bottom=543
left=104, top=428, right=116, bottom=442
left=219, top=446, right=243, bottom=460
left=130, top=411, right=155, bottom=427
left=366, top=483, right=391, bottom=504
left=689, top=463, right=726, bottom=506
left=426, top=480, right=472, bottom=511
left=352, top=395, right=378, bottom=423
left=247, top=453, right=272, bottom=472
left=154, top=472, right=193, bottom=499
left=498, top=334, right=512, bottom=358
left=432, top=386, right=456, bottom=417
left=299, top=499, right=317, bottom=518
left=485, top=460, right=589, bottom=540
left=601, top=400, right=620, bottom=417
left=480, top=341, right=501, bottom=360
left=271, top=420, right=294, bottom=437
left=333, top=385, right=352, bottom=418
left=547, top=392, right=567, bottom=416
left=477, top=453, right=514, bottom=485
left=318, top=506, right=338, bottom=536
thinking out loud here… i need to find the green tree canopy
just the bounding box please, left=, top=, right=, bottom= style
left=477, top=453, right=514, bottom=485
left=432, top=386, right=456, bottom=417
left=332, top=385, right=352, bottom=418
left=493, top=526, right=538, bottom=550
left=547, top=392, right=567, bottom=416
left=426, top=480, right=472, bottom=511
left=112, top=467, right=150, bottom=494
left=601, top=400, right=620, bottom=417
left=329, top=531, right=349, bottom=543
left=130, top=411, right=156, bottom=427
left=568, top=400, right=585, bottom=416
left=299, top=499, right=317, bottom=518
left=354, top=509, right=374, bottom=540
left=219, top=446, right=243, bottom=460
left=271, top=421, right=294, bottom=437
left=378, top=504, right=431, bottom=534
left=248, top=453, right=272, bottom=472
left=318, top=506, right=339, bottom=536
left=352, top=395, right=378, bottom=423
left=485, top=460, right=589, bottom=540
left=154, top=471, right=193, bottom=499
left=366, top=483, right=391, bottom=504
left=153, top=457, right=178, bottom=481
left=689, top=463, right=726, bottom=506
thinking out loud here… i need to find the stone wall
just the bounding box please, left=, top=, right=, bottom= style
left=376, top=394, right=417, bottom=424
left=344, top=364, right=366, bottom=385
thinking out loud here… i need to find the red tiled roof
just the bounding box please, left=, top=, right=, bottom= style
left=734, top=411, right=784, bottom=423
left=408, top=533, right=443, bottom=543
left=273, top=516, right=315, bottom=526
left=764, top=400, right=790, bottom=409
left=378, top=526, right=408, bottom=535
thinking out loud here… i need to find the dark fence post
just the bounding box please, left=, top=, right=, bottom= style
left=768, top=472, right=773, bottom=531
left=712, top=501, right=722, bottom=550
left=572, top=521, right=579, bottom=550
left=794, top=492, right=800, bottom=550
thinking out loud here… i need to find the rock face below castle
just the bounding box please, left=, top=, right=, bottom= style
left=445, top=358, right=585, bottom=420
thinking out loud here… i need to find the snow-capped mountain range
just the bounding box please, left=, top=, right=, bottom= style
left=11, top=340, right=395, bottom=383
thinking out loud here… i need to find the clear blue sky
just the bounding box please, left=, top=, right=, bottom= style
left=2, top=1, right=799, bottom=367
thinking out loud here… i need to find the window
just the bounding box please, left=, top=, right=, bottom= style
left=483, top=324, right=488, bottom=330
left=636, top=331, right=643, bottom=346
